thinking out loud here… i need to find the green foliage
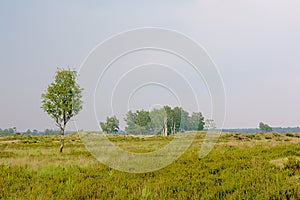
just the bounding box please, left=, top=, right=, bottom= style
left=124, top=106, right=205, bottom=135
left=246, top=134, right=255, bottom=139
left=43, top=129, right=61, bottom=135
left=272, top=132, right=281, bottom=137
left=100, top=116, right=119, bottom=133
left=149, top=108, right=167, bottom=134
left=134, top=110, right=151, bottom=127
left=0, top=127, right=15, bottom=135
left=179, top=109, right=190, bottom=131
left=190, top=112, right=205, bottom=131
left=259, top=122, right=273, bottom=133
left=124, top=110, right=152, bottom=135
left=41, top=68, right=83, bottom=133
left=170, top=106, right=182, bottom=133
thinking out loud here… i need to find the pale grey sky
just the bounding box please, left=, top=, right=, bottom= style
left=0, top=0, right=299, bottom=131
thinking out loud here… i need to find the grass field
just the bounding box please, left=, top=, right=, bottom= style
left=0, top=132, right=299, bottom=199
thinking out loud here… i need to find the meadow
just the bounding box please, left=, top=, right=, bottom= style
left=0, top=132, right=299, bottom=199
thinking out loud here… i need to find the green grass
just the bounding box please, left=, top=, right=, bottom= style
left=0, top=132, right=299, bottom=199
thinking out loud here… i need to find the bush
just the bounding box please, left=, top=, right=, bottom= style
left=272, top=132, right=281, bottom=137
left=286, top=133, right=294, bottom=137
left=284, top=156, right=300, bottom=173
left=254, top=136, right=262, bottom=140
left=246, top=134, right=255, bottom=139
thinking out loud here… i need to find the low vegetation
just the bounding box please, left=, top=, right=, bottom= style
left=0, top=132, right=299, bottom=199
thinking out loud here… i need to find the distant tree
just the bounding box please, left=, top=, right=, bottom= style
left=180, top=109, right=190, bottom=132
left=149, top=107, right=182, bottom=135
left=44, top=129, right=60, bottom=135
left=124, top=111, right=138, bottom=134
left=124, top=110, right=151, bottom=135
left=205, top=119, right=216, bottom=130
left=163, top=105, right=174, bottom=135
left=189, top=112, right=205, bottom=131
left=134, top=110, right=151, bottom=127
left=41, top=68, right=83, bottom=152
left=171, top=107, right=182, bottom=134
left=0, top=128, right=14, bottom=135
left=100, top=116, right=120, bottom=134
left=149, top=108, right=166, bottom=135
left=2, top=128, right=14, bottom=134
left=259, top=122, right=273, bottom=133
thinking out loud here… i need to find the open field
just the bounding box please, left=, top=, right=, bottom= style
left=0, top=132, right=299, bottom=199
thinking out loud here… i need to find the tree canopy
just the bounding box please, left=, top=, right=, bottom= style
left=100, top=116, right=120, bottom=133
left=259, top=122, right=273, bottom=133
left=124, top=106, right=205, bottom=135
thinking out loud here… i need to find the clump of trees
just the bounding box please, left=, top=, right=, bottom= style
left=0, top=127, right=17, bottom=135
left=259, top=122, right=273, bottom=133
left=41, top=68, right=83, bottom=152
left=25, top=129, right=39, bottom=135
left=122, top=106, right=204, bottom=135
left=0, top=127, right=61, bottom=136
left=100, top=116, right=120, bottom=133
left=24, top=129, right=61, bottom=136
left=204, top=119, right=216, bottom=130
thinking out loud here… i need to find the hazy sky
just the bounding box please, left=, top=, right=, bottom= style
left=1, top=0, right=299, bottom=131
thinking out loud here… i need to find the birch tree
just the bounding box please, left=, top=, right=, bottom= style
left=41, top=68, right=83, bottom=152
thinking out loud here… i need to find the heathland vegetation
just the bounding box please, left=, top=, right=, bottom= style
left=0, top=132, right=299, bottom=199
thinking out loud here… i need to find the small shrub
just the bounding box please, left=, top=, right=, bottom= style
left=233, top=133, right=241, bottom=138
left=246, top=134, right=255, bottom=139
left=284, top=156, right=300, bottom=173
left=294, top=133, right=300, bottom=138
left=272, top=132, right=281, bottom=137
left=286, top=133, right=294, bottom=137
left=282, top=150, right=300, bottom=157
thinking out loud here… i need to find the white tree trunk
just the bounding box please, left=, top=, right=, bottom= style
left=161, top=116, right=168, bottom=136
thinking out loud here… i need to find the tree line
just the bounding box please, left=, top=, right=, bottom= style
left=0, top=127, right=61, bottom=136
left=0, top=127, right=16, bottom=135
left=100, top=106, right=206, bottom=135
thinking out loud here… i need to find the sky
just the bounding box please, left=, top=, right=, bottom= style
left=0, top=0, right=299, bottom=132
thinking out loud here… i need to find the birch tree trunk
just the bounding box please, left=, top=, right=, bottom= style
left=161, top=116, right=168, bottom=136
left=173, top=123, right=176, bottom=134
left=60, top=128, right=65, bottom=153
